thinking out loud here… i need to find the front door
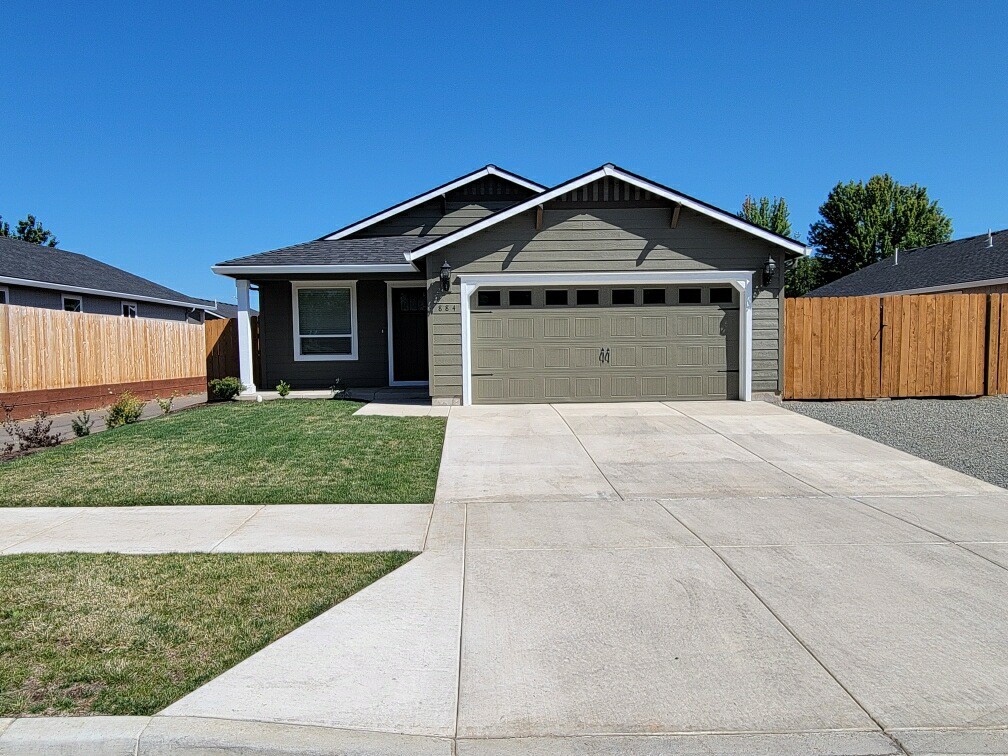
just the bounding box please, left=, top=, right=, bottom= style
left=391, top=286, right=429, bottom=383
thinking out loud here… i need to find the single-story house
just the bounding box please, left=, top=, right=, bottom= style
left=808, top=229, right=1008, bottom=298
left=0, top=236, right=211, bottom=323
left=213, top=164, right=808, bottom=405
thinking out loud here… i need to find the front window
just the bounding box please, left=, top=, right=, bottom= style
left=62, top=295, right=82, bottom=313
left=293, top=283, right=357, bottom=360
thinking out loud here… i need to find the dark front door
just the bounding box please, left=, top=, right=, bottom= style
left=391, top=287, right=429, bottom=383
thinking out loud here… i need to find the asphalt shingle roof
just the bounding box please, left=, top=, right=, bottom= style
left=217, top=236, right=426, bottom=267
left=0, top=236, right=206, bottom=306
left=807, top=230, right=1008, bottom=297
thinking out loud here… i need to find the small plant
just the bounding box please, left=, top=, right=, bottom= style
left=71, top=411, right=94, bottom=437
left=329, top=379, right=345, bottom=400
left=276, top=380, right=291, bottom=398
left=105, top=392, right=144, bottom=429
left=209, top=377, right=246, bottom=401
left=156, top=394, right=175, bottom=415
left=3, top=410, right=62, bottom=457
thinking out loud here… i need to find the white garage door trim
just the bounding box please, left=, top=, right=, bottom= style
left=458, top=271, right=754, bottom=406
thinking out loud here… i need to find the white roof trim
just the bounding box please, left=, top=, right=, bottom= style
left=212, top=263, right=419, bottom=276
left=322, top=165, right=546, bottom=241
left=0, top=274, right=211, bottom=310
left=408, top=164, right=810, bottom=261
left=880, top=276, right=1008, bottom=296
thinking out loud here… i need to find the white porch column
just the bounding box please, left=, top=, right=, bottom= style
left=235, top=279, right=257, bottom=395
left=739, top=278, right=753, bottom=401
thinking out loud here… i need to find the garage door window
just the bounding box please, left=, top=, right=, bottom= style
left=576, top=289, right=600, bottom=306
left=293, top=283, right=357, bottom=361
left=678, top=288, right=702, bottom=304
left=477, top=290, right=501, bottom=307
left=545, top=289, right=568, bottom=306
left=508, top=290, right=532, bottom=306
left=642, top=288, right=666, bottom=305
left=612, top=289, right=634, bottom=305
left=710, top=287, right=734, bottom=304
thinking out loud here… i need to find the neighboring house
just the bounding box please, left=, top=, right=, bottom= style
left=0, top=236, right=211, bottom=323
left=808, top=229, right=1008, bottom=298
left=200, top=301, right=259, bottom=320
left=213, top=164, right=808, bottom=404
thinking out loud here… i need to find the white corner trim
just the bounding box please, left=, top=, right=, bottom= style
left=457, top=270, right=754, bottom=406
left=291, top=280, right=359, bottom=362
left=211, top=263, right=418, bottom=276
left=0, top=274, right=210, bottom=310
left=61, top=293, right=83, bottom=312
left=386, top=281, right=430, bottom=387
left=321, top=165, right=546, bottom=241
left=409, top=165, right=809, bottom=262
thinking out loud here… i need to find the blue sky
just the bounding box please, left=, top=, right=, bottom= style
left=2, top=1, right=1005, bottom=304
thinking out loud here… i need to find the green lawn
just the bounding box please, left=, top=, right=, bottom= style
left=0, top=400, right=445, bottom=506
left=0, top=551, right=415, bottom=716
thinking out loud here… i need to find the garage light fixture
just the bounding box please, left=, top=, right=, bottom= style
left=763, top=255, right=777, bottom=287
left=440, top=261, right=452, bottom=293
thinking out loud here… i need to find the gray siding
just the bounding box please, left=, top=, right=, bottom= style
left=426, top=197, right=785, bottom=400
left=352, top=175, right=537, bottom=238
left=2, top=282, right=203, bottom=323
left=255, top=275, right=424, bottom=390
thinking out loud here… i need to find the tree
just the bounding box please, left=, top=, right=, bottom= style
left=738, top=195, right=820, bottom=296
left=808, top=175, right=951, bottom=283
left=0, top=214, right=59, bottom=247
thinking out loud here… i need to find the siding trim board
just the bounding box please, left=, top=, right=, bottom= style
left=458, top=271, right=754, bottom=406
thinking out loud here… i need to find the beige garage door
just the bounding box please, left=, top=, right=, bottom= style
left=470, top=284, right=739, bottom=403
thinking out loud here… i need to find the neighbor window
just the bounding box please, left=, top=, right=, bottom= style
left=0, top=287, right=7, bottom=305
left=576, top=289, right=600, bottom=306
left=611, top=289, right=634, bottom=305
left=62, top=295, right=82, bottom=313
left=121, top=301, right=137, bottom=318
left=642, top=288, right=666, bottom=305
left=544, top=289, right=568, bottom=306
left=477, top=290, right=501, bottom=307
left=678, top=288, right=701, bottom=304
left=508, top=290, right=532, bottom=306
left=710, top=287, right=734, bottom=304
left=293, top=283, right=357, bottom=360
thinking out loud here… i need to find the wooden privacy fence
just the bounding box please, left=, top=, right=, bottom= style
left=785, top=293, right=1008, bottom=399
left=0, top=304, right=207, bottom=419
left=204, top=316, right=260, bottom=389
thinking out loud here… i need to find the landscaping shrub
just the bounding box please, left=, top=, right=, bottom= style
left=156, top=395, right=174, bottom=415
left=2, top=411, right=62, bottom=457
left=71, top=411, right=94, bottom=438
left=276, top=380, right=291, bottom=397
left=105, top=393, right=144, bottom=429
left=209, top=377, right=245, bottom=401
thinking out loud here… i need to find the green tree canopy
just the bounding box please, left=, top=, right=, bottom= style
left=739, top=195, right=794, bottom=239
left=808, top=175, right=951, bottom=282
left=0, top=214, right=59, bottom=247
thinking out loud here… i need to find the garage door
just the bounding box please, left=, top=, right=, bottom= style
left=470, top=284, right=739, bottom=403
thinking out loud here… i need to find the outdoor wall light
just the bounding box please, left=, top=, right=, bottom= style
left=763, top=255, right=777, bottom=286
left=440, top=261, right=452, bottom=293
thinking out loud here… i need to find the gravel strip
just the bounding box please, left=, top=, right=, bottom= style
left=782, top=395, right=1008, bottom=490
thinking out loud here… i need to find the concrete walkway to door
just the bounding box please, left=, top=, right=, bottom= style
left=158, top=400, right=1008, bottom=754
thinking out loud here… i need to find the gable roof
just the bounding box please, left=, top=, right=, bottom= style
left=212, top=236, right=422, bottom=274
left=807, top=230, right=1008, bottom=297
left=407, top=164, right=810, bottom=261
left=320, top=165, right=546, bottom=241
left=0, top=236, right=210, bottom=309
left=198, top=301, right=259, bottom=319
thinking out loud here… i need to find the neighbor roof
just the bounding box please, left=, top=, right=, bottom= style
left=320, top=165, right=546, bottom=241
left=197, top=301, right=259, bottom=319
left=807, top=230, right=1008, bottom=297
left=407, top=164, right=810, bottom=261
left=0, top=236, right=210, bottom=309
left=213, top=236, right=424, bottom=273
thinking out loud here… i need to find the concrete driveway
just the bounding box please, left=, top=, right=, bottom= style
left=163, top=401, right=1008, bottom=755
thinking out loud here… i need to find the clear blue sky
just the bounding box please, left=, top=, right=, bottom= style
left=2, top=1, right=1005, bottom=304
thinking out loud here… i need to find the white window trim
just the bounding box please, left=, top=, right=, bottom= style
left=121, top=300, right=138, bottom=318
left=291, top=280, right=359, bottom=362
left=62, top=293, right=83, bottom=313
left=386, top=282, right=430, bottom=387
left=457, top=270, right=754, bottom=406
left=0, top=285, right=8, bottom=305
